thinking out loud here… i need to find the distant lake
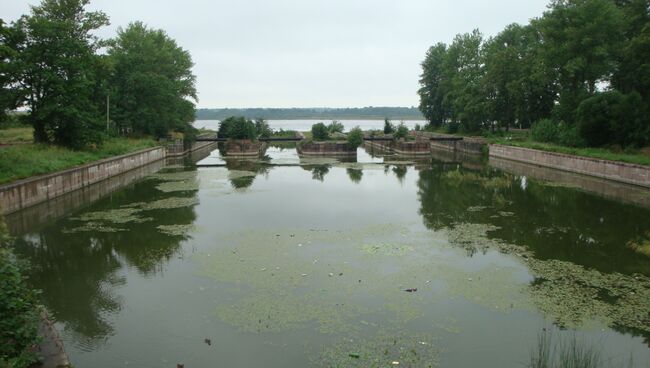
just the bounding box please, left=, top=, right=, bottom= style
left=193, top=119, right=425, bottom=132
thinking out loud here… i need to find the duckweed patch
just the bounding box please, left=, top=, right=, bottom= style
left=445, top=223, right=650, bottom=334
left=156, top=224, right=195, bottom=237
left=62, top=222, right=127, bottom=233
left=215, top=291, right=364, bottom=334
left=140, top=197, right=199, bottom=211
left=71, top=208, right=152, bottom=224
left=155, top=179, right=199, bottom=193
left=361, top=243, right=414, bottom=256
left=317, top=332, right=440, bottom=368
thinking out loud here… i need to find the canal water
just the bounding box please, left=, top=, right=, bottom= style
left=7, top=145, right=650, bottom=367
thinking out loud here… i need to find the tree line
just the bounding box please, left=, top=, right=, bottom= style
left=0, top=0, right=197, bottom=149
left=418, top=0, right=649, bottom=148
left=196, top=107, right=424, bottom=121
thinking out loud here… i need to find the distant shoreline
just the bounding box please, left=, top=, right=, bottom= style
left=195, top=107, right=425, bottom=121
left=194, top=117, right=427, bottom=121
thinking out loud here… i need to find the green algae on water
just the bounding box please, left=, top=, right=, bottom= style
left=444, top=222, right=650, bottom=334
left=62, top=222, right=127, bottom=233
left=71, top=208, right=152, bottom=224
left=155, top=179, right=200, bottom=193
left=156, top=224, right=195, bottom=237
left=361, top=243, right=414, bottom=256
left=141, top=197, right=199, bottom=211
left=317, top=332, right=440, bottom=368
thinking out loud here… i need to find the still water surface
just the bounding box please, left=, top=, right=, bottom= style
left=8, top=145, right=650, bottom=367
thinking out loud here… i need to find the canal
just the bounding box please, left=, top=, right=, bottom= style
left=7, top=145, right=650, bottom=367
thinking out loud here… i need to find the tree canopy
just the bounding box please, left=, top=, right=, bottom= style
left=0, top=0, right=197, bottom=149
left=107, top=22, right=197, bottom=138
left=418, top=0, right=649, bottom=147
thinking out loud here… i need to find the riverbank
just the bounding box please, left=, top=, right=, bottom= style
left=0, top=136, right=158, bottom=184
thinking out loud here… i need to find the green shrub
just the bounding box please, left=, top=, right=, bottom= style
left=394, top=123, right=409, bottom=140
left=557, top=123, right=585, bottom=147
left=327, top=121, right=344, bottom=134
left=445, top=122, right=459, bottom=134
left=218, top=116, right=256, bottom=140
left=383, top=119, right=395, bottom=134
left=531, top=119, right=560, bottom=143
left=255, top=119, right=272, bottom=138
left=311, top=122, right=329, bottom=141
left=347, top=126, right=363, bottom=148
left=609, top=92, right=648, bottom=148
left=576, top=93, right=619, bottom=147
left=0, top=218, right=41, bottom=368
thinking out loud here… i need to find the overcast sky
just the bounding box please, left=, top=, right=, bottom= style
left=3, top=0, right=550, bottom=108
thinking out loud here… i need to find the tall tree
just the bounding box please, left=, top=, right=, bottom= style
left=446, top=30, right=485, bottom=132
left=418, top=43, right=448, bottom=128
left=107, top=22, right=197, bottom=138
left=14, top=0, right=109, bottom=148
left=483, top=23, right=556, bottom=130
left=0, top=20, right=24, bottom=124
left=535, top=0, right=625, bottom=123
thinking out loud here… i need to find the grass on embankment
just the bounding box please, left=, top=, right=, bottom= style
left=0, top=137, right=158, bottom=185
left=424, top=127, right=650, bottom=166
left=490, top=139, right=650, bottom=166
left=0, top=127, right=34, bottom=145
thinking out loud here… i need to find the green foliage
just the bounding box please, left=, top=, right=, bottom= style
left=347, top=126, right=363, bottom=148
left=418, top=43, right=449, bottom=127
left=393, top=122, right=409, bottom=140
left=577, top=91, right=648, bottom=147
left=536, top=0, right=624, bottom=123
left=218, top=116, right=256, bottom=140
left=0, top=216, right=41, bottom=368
left=419, top=0, right=648, bottom=146
left=0, top=137, right=157, bottom=184
left=255, top=119, right=272, bottom=138
left=445, top=122, right=460, bottom=134
left=12, top=0, right=110, bottom=149
left=532, top=119, right=561, bottom=143
left=383, top=119, right=395, bottom=134
left=311, top=122, right=329, bottom=141
left=107, top=22, right=197, bottom=138
left=414, top=123, right=422, bottom=131
left=0, top=21, right=24, bottom=125
left=327, top=121, right=344, bottom=134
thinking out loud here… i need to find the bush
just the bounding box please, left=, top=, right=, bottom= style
left=0, top=217, right=41, bottom=368
left=327, top=121, right=344, bottom=134
left=347, top=126, right=363, bottom=148
left=414, top=124, right=422, bottom=131
left=383, top=119, right=395, bottom=134
left=255, top=119, right=272, bottom=138
left=531, top=119, right=560, bottom=143
left=557, top=123, right=585, bottom=147
left=311, top=122, right=329, bottom=141
left=218, top=116, right=256, bottom=140
left=576, top=93, right=619, bottom=147
left=610, top=92, right=648, bottom=148
left=445, top=122, right=459, bottom=134
left=394, top=122, right=409, bottom=140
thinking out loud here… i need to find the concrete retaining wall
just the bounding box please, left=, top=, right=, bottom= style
left=489, top=144, right=650, bottom=188
left=298, top=141, right=356, bottom=156
left=225, top=140, right=267, bottom=157
left=489, top=156, right=650, bottom=208
left=0, top=147, right=166, bottom=215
